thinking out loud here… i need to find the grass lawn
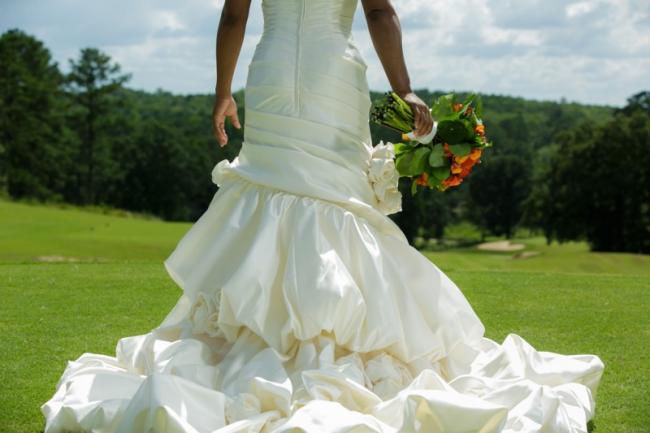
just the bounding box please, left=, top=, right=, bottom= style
left=1, top=199, right=649, bottom=432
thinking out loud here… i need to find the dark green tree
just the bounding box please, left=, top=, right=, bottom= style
left=618, top=91, right=650, bottom=116
left=467, top=155, right=531, bottom=239
left=521, top=144, right=559, bottom=243
left=64, top=48, right=131, bottom=204
left=540, top=96, right=650, bottom=252
left=0, top=29, right=65, bottom=200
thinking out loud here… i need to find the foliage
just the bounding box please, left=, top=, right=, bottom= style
left=527, top=99, right=650, bottom=253
left=371, top=92, right=490, bottom=193
left=63, top=47, right=132, bottom=205
left=7, top=29, right=649, bottom=253
left=466, top=155, right=531, bottom=239
left=0, top=29, right=66, bottom=200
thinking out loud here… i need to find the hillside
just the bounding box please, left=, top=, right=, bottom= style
left=0, top=199, right=191, bottom=262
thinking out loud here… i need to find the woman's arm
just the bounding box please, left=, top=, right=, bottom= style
left=212, top=0, right=252, bottom=147
left=361, top=0, right=433, bottom=137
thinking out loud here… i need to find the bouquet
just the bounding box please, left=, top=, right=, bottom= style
left=370, top=91, right=492, bottom=194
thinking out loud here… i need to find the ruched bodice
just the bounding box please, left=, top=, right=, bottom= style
left=256, top=0, right=365, bottom=71
left=213, top=0, right=407, bottom=237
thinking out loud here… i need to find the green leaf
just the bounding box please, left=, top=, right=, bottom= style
left=437, top=119, right=472, bottom=144
left=427, top=173, right=442, bottom=188
left=474, top=95, right=484, bottom=118
left=459, top=94, right=476, bottom=116
left=431, top=165, right=451, bottom=181
left=448, top=143, right=472, bottom=156
left=413, top=146, right=431, bottom=173
left=395, top=146, right=430, bottom=176
left=430, top=93, right=455, bottom=120
left=428, top=144, right=447, bottom=167
left=411, top=179, right=418, bottom=196
left=462, top=93, right=475, bottom=106
left=395, top=151, right=415, bottom=176
left=393, top=142, right=413, bottom=156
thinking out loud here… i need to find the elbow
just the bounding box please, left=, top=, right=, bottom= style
left=365, top=7, right=395, bottom=22
left=221, top=13, right=248, bottom=27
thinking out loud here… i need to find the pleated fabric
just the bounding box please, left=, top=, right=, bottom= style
left=40, top=0, right=605, bottom=432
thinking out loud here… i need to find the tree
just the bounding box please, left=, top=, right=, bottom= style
left=618, top=91, right=650, bottom=116
left=0, top=29, right=65, bottom=200
left=65, top=48, right=131, bottom=204
left=521, top=144, right=560, bottom=243
left=467, top=155, right=531, bottom=239
left=390, top=179, right=454, bottom=245
left=541, top=97, right=650, bottom=253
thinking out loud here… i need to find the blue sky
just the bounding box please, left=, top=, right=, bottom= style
left=2, top=0, right=649, bottom=106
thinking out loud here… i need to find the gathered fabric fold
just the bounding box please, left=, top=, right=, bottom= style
left=41, top=175, right=604, bottom=433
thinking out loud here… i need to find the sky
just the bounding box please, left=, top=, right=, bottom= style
left=2, top=0, right=649, bottom=106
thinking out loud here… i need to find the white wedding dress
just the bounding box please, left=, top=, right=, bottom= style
left=41, top=0, right=604, bottom=432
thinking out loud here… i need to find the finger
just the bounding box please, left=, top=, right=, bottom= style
left=214, top=110, right=228, bottom=145
left=218, top=122, right=227, bottom=146
left=412, top=106, right=422, bottom=134
left=212, top=118, right=223, bottom=144
left=214, top=116, right=226, bottom=146
left=422, top=108, right=433, bottom=135
left=415, top=108, right=426, bottom=135
left=230, top=110, right=241, bottom=129
left=212, top=115, right=224, bottom=143
left=423, top=111, right=433, bottom=135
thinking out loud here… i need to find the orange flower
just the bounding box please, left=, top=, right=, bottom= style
left=415, top=172, right=429, bottom=186
left=474, top=124, right=485, bottom=136
left=442, top=175, right=463, bottom=187
left=462, top=156, right=476, bottom=168
left=465, top=106, right=474, bottom=116
left=443, top=143, right=452, bottom=157
left=453, top=103, right=463, bottom=112
left=454, top=154, right=469, bottom=164
left=469, top=147, right=482, bottom=161
left=401, top=133, right=411, bottom=142
left=460, top=165, right=473, bottom=177
left=451, top=162, right=462, bottom=174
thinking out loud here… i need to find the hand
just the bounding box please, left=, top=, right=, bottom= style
left=212, top=94, right=241, bottom=147
left=396, top=91, right=434, bottom=137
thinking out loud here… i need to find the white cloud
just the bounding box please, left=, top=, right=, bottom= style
left=566, top=1, right=597, bottom=18
left=1, top=0, right=648, bottom=105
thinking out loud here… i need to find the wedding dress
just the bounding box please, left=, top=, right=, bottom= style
left=41, top=0, right=604, bottom=432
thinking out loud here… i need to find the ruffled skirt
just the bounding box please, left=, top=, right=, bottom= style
left=40, top=174, right=604, bottom=433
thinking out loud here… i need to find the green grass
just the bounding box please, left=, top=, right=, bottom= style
left=0, top=199, right=649, bottom=432
left=0, top=199, right=189, bottom=262
left=424, top=236, right=650, bottom=275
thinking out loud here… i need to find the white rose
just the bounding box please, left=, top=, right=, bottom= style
left=377, top=187, right=402, bottom=215
left=369, top=157, right=397, bottom=185
left=371, top=140, right=395, bottom=160
left=368, top=141, right=402, bottom=215
left=189, top=291, right=224, bottom=338
left=211, top=157, right=235, bottom=187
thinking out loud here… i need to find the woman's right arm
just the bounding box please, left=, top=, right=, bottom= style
left=361, top=0, right=433, bottom=137
left=213, top=0, right=252, bottom=147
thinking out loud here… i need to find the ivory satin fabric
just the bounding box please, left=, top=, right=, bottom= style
left=40, top=0, right=605, bottom=432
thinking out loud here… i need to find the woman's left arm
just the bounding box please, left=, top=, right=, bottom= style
left=213, top=0, right=252, bottom=146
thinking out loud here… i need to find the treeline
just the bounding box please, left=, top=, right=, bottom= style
left=1, top=29, right=648, bottom=253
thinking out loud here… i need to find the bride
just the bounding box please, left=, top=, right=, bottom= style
left=41, top=0, right=604, bottom=432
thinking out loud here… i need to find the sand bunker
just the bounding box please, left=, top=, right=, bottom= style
left=477, top=240, right=526, bottom=252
